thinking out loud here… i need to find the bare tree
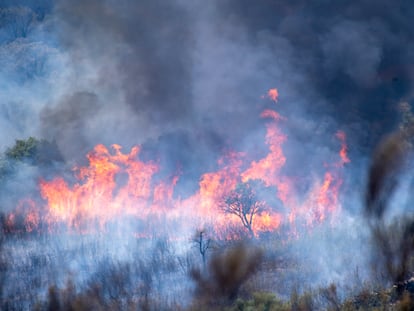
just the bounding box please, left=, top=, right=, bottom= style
left=222, top=180, right=266, bottom=238
left=193, top=229, right=212, bottom=268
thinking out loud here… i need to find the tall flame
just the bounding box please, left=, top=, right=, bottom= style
left=39, top=144, right=159, bottom=230
left=241, top=109, right=289, bottom=203
left=8, top=88, right=350, bottom=238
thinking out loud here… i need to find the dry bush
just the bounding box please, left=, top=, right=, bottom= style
left=318, top=284, right=341, bottom=311
left=190, top=243, right=263, bottom=308
left=38, top=257, right=174, bottom=311
left=230, top=292, right=289, bottom=311
left=365, top=127, right=414, bottom=306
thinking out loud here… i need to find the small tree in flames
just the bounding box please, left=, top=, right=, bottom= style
left=222, top=180, right=266, bottom=238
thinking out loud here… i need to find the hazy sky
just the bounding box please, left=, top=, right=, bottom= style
left=1, top=0, right=413, bottom=186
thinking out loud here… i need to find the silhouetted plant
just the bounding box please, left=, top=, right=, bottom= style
left=365, top=132, right=408, bottom=219
left=5, top=137, right=63, bottom=166
left=193, top=229, right=214, bottom=268
left=290, top=288, right=314, bottom=311
left=190, top=243, right=263, bottom=307
left=365, top=117, right=414, bottom=305
left=222, top=181, right=267, bottom=238
left=231, top=292, right=289, bottom=311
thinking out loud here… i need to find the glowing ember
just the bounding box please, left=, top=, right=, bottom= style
left=263, top=88, right=279, bottom=102
left=336, top=130, right=351, bottom=165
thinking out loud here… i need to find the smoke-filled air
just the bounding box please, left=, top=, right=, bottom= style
left=1, top=1, right=414, bottom=310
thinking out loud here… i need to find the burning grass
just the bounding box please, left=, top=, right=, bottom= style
left=0, top=216, right=413, bottom=310
left=1, top=93, right=414, bottom=310
left=3, top=89, right=349, bottom=240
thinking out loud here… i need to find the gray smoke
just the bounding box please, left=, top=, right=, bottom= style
left=2, top=0, right=412, bottom=170
left=0, top=0, right=414, bottom=305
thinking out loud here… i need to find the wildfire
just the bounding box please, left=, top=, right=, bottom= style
left=241, top=109, right=289, bottom=203
left=39, top=144, right=159, bottom=230
left=7, top=88, right=350, bottom=238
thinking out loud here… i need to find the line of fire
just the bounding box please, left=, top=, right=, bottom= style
left=3, top=88, right=350, bottom=240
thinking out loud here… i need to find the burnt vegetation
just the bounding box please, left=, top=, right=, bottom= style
left=3, top=1, right=414, bottom=310
left=3, top=110, right=414, bottom=310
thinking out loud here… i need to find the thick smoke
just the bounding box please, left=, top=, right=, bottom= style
left=2, top=0, right=412, bottom=169
left=43, top=0, right=196, bottom=155
left=1, top=0, right=414, bottom=306
left=35, top=1, right=411, bottom=174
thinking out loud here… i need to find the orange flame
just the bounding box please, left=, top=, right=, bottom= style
left=8, top=88, right=350, bottom=239
left=335, top=130, right=350, bottom=165
left=40, top=144, right=159, bottom=230
left=241, top=109, right=288, bottom=202
left=263, top=88, right=279, bottom=102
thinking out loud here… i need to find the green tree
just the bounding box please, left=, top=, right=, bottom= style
left=5, top=136, right=39, bottom=161
left=0, top=137, right=63, bottom=182
left=4, top=136, right=63, bottom=165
